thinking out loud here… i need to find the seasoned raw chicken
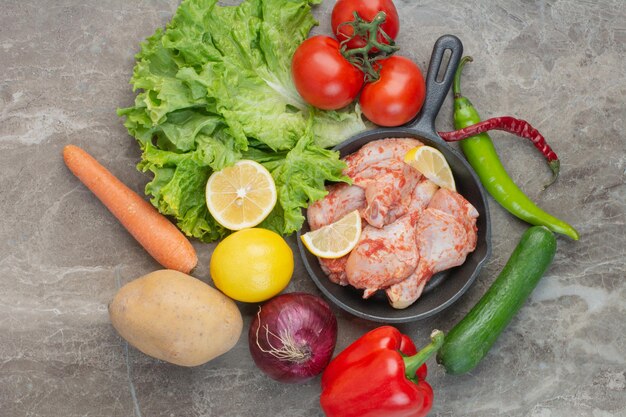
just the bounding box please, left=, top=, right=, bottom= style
left=343, top=138, right=422, bottom=179
left=406, top=178, right=440, bottom=219
left=307, top=138, right=479, bottom=310
left=307, top=183, right=366, bottom=286
left=352, top=159, right=422, bottom=228
left=319, top=257, right=350, bottom=286
left=345, top=214, right=419, bottom=296
left=386, top=189, right=479, bottom=309
left=307, top=183, right=366, bottom=231
left=342, top=179, right=437, bottom=297
left=428, top=188, right=479, bottom=250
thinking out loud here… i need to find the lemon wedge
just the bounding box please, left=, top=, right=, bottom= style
left=301, top=210, right=362, bottom=259
left=404, top=146, right=456, bottom=191
left=205, top=160, right=277, bottom=230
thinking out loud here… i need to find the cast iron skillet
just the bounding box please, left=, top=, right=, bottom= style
left=297, top=35, right=492, bottom=323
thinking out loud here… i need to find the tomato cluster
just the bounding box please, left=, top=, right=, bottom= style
left=291, top=0, right=426, bottom=127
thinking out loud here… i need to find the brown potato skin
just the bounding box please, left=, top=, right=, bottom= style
left=109, top=269, right=243, bottom=366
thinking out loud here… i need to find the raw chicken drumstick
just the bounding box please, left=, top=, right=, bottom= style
left=386, top=188, right=478, bottom=309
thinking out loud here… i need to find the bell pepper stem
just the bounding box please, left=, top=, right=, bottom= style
left=403, top=330, right=445, bottom=379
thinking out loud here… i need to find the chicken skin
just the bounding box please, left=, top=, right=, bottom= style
left=343, top=138, right=422, bottom=179
left=386, top=189, right=479, bottom=309
left=405, top=178, right=440, bottom=219
left=319, top=257, right=350, bottom=286
left=307, top=183, right=366, bottom=231
left=351, top=159, right=422, bottom=228
left=345, top=214, right=419, bottom=296
left=428, top=187, right=479, bottom=250
left=307, top=183, right=366, bottom=286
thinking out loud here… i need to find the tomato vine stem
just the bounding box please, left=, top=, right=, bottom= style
left=338, top=11, right=399, bottom=82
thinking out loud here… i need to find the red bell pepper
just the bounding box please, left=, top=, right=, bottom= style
left=320, top=326, right=444, bottom=417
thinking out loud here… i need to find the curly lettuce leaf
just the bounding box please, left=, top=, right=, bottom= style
left=118, top=0, right=366, bottom=242
left=244, top=129, right=349, bottom=234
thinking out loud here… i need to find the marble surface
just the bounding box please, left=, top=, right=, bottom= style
left=1, top=0, right=625, bottom=416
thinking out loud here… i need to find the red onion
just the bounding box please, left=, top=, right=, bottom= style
left=248, top=292, right=337, bottom=383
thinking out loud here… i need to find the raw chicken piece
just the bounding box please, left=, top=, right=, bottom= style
left=428, top=188, right=479, bottom=250
left=343, top=138, right=422, bottom=179
left=387, top=262, right=431, bottom=308
left=351, top=158, right=422, bottom=228
left=418, top=208, right=475, bottom=271
left=320, top=257, right=349, bottom=286
left=345, top=215, right=419, bottom=297
left=332, top=179, right=435, bottom=293
left=307, top=183, right=366, bottom=231
left=306, top=183, right=366, bottom=286
left=307, top=138, right=479, bottom=307
left=405, top=178, right=440, bottom=220
left=386, top=190, right=479, bottom=309
left=386, top=208, right=470, bottom=309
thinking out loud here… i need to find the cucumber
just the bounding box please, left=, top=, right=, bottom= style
left=437, top=226, right=557, bottom=375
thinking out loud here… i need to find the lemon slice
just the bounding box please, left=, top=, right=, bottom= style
left=301, top=210, right=362, bottom=259
left=404, top=146, right=456, bottom=191
left=206, top=160, right=277, bottom=230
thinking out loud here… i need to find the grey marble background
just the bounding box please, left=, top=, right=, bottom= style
left=1, top=0, right=625, bottom=416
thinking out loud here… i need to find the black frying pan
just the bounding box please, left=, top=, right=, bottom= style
left=297, top=35, right=492, bottom=323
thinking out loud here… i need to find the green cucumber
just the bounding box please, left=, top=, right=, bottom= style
left=437, top=226, right=557, bottom=375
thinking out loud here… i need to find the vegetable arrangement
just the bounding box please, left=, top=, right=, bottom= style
left=443, top=57, right=579, bottom=240
left=117, top=0, right=366, bottom=243
left=59, top=0, right=583, bottom=416
left=292, top=0, right=427, bottom=126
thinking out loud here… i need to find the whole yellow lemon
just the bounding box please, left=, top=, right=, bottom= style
left=210, top=228, right=294, bottom=303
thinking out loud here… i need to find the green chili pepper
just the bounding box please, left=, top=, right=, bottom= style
left=453, top=56, right=579, bottom=240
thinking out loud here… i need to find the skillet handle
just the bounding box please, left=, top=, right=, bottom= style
left=409, top=35, right=463, bottom=134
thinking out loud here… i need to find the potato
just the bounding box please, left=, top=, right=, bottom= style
left=109, top=269, right=243, bottom=366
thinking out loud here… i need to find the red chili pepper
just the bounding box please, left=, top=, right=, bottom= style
left=320, top=326, right=444, bottom=417
left=438, top=116, right=560, bottom=186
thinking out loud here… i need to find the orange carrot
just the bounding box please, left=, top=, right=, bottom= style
left=63, top=145, right=197, bottom=273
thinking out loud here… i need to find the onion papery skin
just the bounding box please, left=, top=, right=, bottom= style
left=248, top=293, right=338, bottom=383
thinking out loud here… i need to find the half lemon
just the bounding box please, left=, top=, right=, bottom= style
left=301, top=210, right=362, bottom=259
left=205, top=160, right=277, bottom=230
left=404, top=146, right=456, bottom=191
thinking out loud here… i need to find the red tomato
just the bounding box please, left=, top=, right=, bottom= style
left=291, top=36, right=364, bottom=110
left=359, top=55, right=426, bottom=127
left=331, top=0, right=400, bottom=50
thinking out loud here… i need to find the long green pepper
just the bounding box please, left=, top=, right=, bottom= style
left=453, top=57, right=579, bottom=240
